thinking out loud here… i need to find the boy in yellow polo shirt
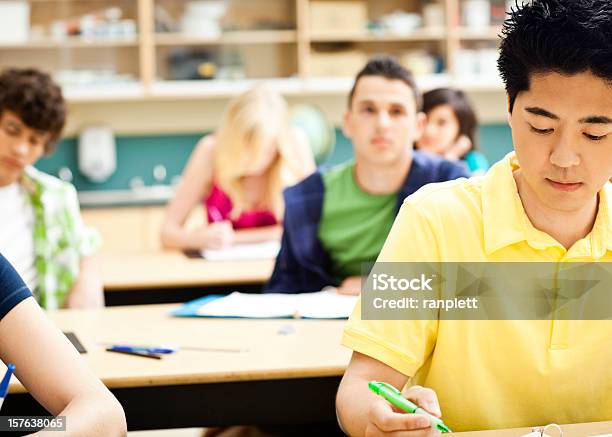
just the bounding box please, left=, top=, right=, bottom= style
left=336, top=0, right=612, bottom=434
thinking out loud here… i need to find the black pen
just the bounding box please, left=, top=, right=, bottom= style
left=105, top=347, right=162, bottom=360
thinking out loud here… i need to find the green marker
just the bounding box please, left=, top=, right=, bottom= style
left=368, top=381, right=451, bottom=433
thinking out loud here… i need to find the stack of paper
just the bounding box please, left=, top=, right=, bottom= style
left=181, top=291, right=358, bottom=319
left=201, top=240, right=281, bottom=261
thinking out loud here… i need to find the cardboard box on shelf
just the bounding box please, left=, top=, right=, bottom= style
left=310, top=1, right=368, bottom=32
left=399, top=51, right=438, bottom=76
left=310, top=49, right=368, bottom=77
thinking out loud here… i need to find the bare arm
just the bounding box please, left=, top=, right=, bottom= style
left=0, top=298, right=126, bottom=436
left=161, top=135, right=217, bottom=250
left=64, top=256, right=104, bottom=309
left=337, top=352, right=441, bottom=437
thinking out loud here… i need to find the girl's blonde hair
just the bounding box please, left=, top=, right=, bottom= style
left=214, top=85, right=292, bottom=220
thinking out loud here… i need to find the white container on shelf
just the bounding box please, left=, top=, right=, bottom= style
left=181, top=0, right=227, bottom=38
left=423, top=3, right=445, bottom=29
left=380, top=11, right=422, bottom=36
left=0, top=1, right=30, bottom=43
left=463, top=0, right=491, bottom=29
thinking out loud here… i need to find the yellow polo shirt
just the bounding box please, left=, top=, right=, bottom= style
left=342, top=153, right=612, bottom=432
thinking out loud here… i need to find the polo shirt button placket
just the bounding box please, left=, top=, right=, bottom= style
left=549, top=256, right=571, bottom=350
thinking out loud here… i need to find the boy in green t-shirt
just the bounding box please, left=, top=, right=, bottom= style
left=265, top=57, right=468, bottom=294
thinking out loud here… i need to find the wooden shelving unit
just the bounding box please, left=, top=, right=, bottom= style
left=62, top=82, right=146, bottom=102
left=155, top=30, right=298, bottom=46
left=309, top=28, right=446, bottom=42
left=0, top=36, right=139, bottom=49
left=455, top=26, right=502, bottom=40
left=0, top=0, right=506, bottom=103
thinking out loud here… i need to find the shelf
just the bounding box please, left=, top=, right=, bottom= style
left=302, top=74, right=453, bottom=94
left=155, top=31, right=298, bottom=46
left=150, top=78, right=305, bottom=99
left=310, top=28, right=446, bottom=43
left=63, top=82, right=145, bottom=102
left=456, top=26, right=503, bottom=41
left=58, top=74, right=503, bottom=103
left=148, top=74, right=457, bottom=99
left=8, top=0, right=509, bottom=105
left=29, top=0, right=123, bottom=2
left=0, top=36, right=139, bottom=49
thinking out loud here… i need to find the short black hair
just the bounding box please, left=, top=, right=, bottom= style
left=422, top=88, right=479, bottom=153
left=0, top=68, right=66, bottom=153
left=498, top=0, right=612, bottom=113
left=348, top=56, right=422, bottom=110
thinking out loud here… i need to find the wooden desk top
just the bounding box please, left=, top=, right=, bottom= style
left=455, top=421, right=612, bottom=436
left=100, top=252, right=275, bottom=290
left=8, top=304, right=350, bottom=394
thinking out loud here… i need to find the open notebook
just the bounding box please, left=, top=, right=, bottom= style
left=201, top=240, right=281, bottom=261
left=171, top=291, right=358, bottom=319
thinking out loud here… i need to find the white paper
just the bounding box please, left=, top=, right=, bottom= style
left=201, top=240, right=280, bottom=261
left=196, top=291, right=358, bottom=319
left=295, top=291, right=359, bottom=319
left=196, top=292, right=299, bottom=318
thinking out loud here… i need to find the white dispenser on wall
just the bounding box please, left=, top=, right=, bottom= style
left=78, top=125, right=117, bottom=183
left=0, top=1, right=30, bottom=43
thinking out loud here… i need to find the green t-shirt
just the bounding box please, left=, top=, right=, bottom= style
left=318, top=161, right=397, bottom=282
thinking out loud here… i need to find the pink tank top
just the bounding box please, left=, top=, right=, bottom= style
left=204, top=183, right=278, bottom=230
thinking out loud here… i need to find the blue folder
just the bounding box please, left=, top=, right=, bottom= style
left=169, top=295, right=225, bottom=317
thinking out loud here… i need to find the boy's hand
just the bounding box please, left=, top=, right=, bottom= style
left=445, top=135, right=472, bottom=161
left=366, top=385, right=442, bottom=437
left=336, top=276, right=364, bottom=295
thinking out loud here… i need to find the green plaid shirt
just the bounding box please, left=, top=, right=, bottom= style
left=22, top=167, right=101, bottom=309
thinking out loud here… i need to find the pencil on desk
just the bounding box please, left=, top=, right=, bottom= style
left=99, top=343, right=247, bottom=353
left=106, top=348, right=162, bottom=360
left=208, top=205, right=224, bottom=222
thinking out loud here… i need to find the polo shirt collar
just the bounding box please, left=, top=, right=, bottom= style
left=482, top=152, right=612, bottom=257
left=482, top=152, right=529, bottom=254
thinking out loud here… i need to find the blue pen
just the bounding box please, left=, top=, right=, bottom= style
left=0, top=364, right=16, bottom=411
left=109, top=345, right=178, bottom=354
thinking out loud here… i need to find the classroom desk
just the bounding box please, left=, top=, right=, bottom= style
left=102, top=252, right=274, bottom=290
left=455, top=421, right=612, bottom=436
left=101, top=252, right=275, bottom=305
left=5, top=304, right=350, bottom=432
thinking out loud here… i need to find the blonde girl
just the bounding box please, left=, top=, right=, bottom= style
left=161, top=85, right=315, bottom=250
